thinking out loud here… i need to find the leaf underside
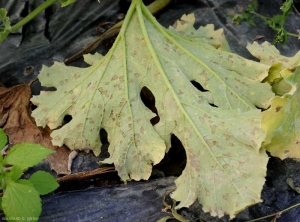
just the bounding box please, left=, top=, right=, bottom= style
left=31, top=1, right=273, bottom=218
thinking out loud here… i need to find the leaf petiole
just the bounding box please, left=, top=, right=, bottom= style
left=11, top=0, right=58, bottom=32
left=247, top=202, right=300, bottom=222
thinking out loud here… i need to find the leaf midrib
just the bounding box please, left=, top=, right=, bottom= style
left=137, top=3, right=245, bottom=200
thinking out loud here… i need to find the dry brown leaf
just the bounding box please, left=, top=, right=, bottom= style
left=57, top=167, right=115, bottom=183
left=0, top=83, right=70, bottom=175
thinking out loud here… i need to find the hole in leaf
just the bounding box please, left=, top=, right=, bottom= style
left=100, top=128, right=109, bottom=144
left=255, top=105, right=267, bottom=111
left=191, top=80, right=208, bottom=92
left=140, top=86, right=160, bottom=125
left=31, top=103, right=37, bottom=111
left=209, top=103, right=218, bottom=108
left=153, top=134, right=186, bottom=178
left=42, top=86, right=57, bottom=92
left=99, top=128, right=110, bottom=160
left=63, top=115, right=72, bottom=124
left=265, top=176, right=273, bottom=187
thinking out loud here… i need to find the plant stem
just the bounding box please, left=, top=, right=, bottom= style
left=64, top=0, right=171, bottom=64
left=11, top=0, right=58, bottom=31
left=251, top=11, right=299, bottom=37
left=247, top=202, right=300, bottom=222
left=114, top=0, right=171, bottom=30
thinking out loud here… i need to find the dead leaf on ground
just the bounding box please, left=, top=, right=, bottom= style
left=286, top=178, right=300, bottom=194
left=57, top=166, right=115, bottom=183
left=0, top=83, right=70, bottom=175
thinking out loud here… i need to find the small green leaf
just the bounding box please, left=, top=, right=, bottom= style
left=4, top=143, right=54, bottom=170
left=0, top=128, right=7, bottom=149
left=230, top=0, right=257, bottom=27
left=0, top=9, right=10, bottom=29
left=269, top=14, right=285, bottom=28
left=28, top=171, right=59, bottom=195
left=60, top=0, right=76, bottom=7
left=2, top=180, right=41, bottom=222
left=246, top=0, right=258, bottom=13
left=273, top=28, right=288, bottom=44
left=8, top=165, right=23, bottom=181
left=0, top=8, right=11, bottom=43
left=280, top=0, right=293, bottom=15
left=242, top=12, right=256, bottom=26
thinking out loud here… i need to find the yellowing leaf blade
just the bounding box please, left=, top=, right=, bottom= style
left=170, top=14, right=231, bottom=52
left=247, top=41, right=300, bottom=95
left=247, top=42, right=300, bottom=159
left=262, top=66, right=300, bottom=159
left=31, top=0, right=272, bottom=218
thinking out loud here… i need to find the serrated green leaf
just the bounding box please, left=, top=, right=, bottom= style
left=4, top=143, right=54, bottom=170
left=60, top=0, right=76, bottom=7
left=0, top=8, right=11, bottom=43
left=280, top=0, right=293, bottom=15
left=8, top=165, right=23, bottom=181
left=246, top=0, right=258, bottom=13
left=0, top=9, right=10, bottom=29
left=2, top=180, right=41, bottom=222
left=274, top=28, right=288, bottom=44
left=31, top=0, right=272, bottom=218
left=268, top=15, right=284, bottom=28
left=28, top=171, right=59, bottom=195
left=232, top=12, right=256, bottom=27
left=0, top=128, right=7, bottom=149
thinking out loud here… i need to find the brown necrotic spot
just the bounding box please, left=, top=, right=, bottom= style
left=276, top=106, right=282, bottom=112
left=24, top=66, right=34, bottom=75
